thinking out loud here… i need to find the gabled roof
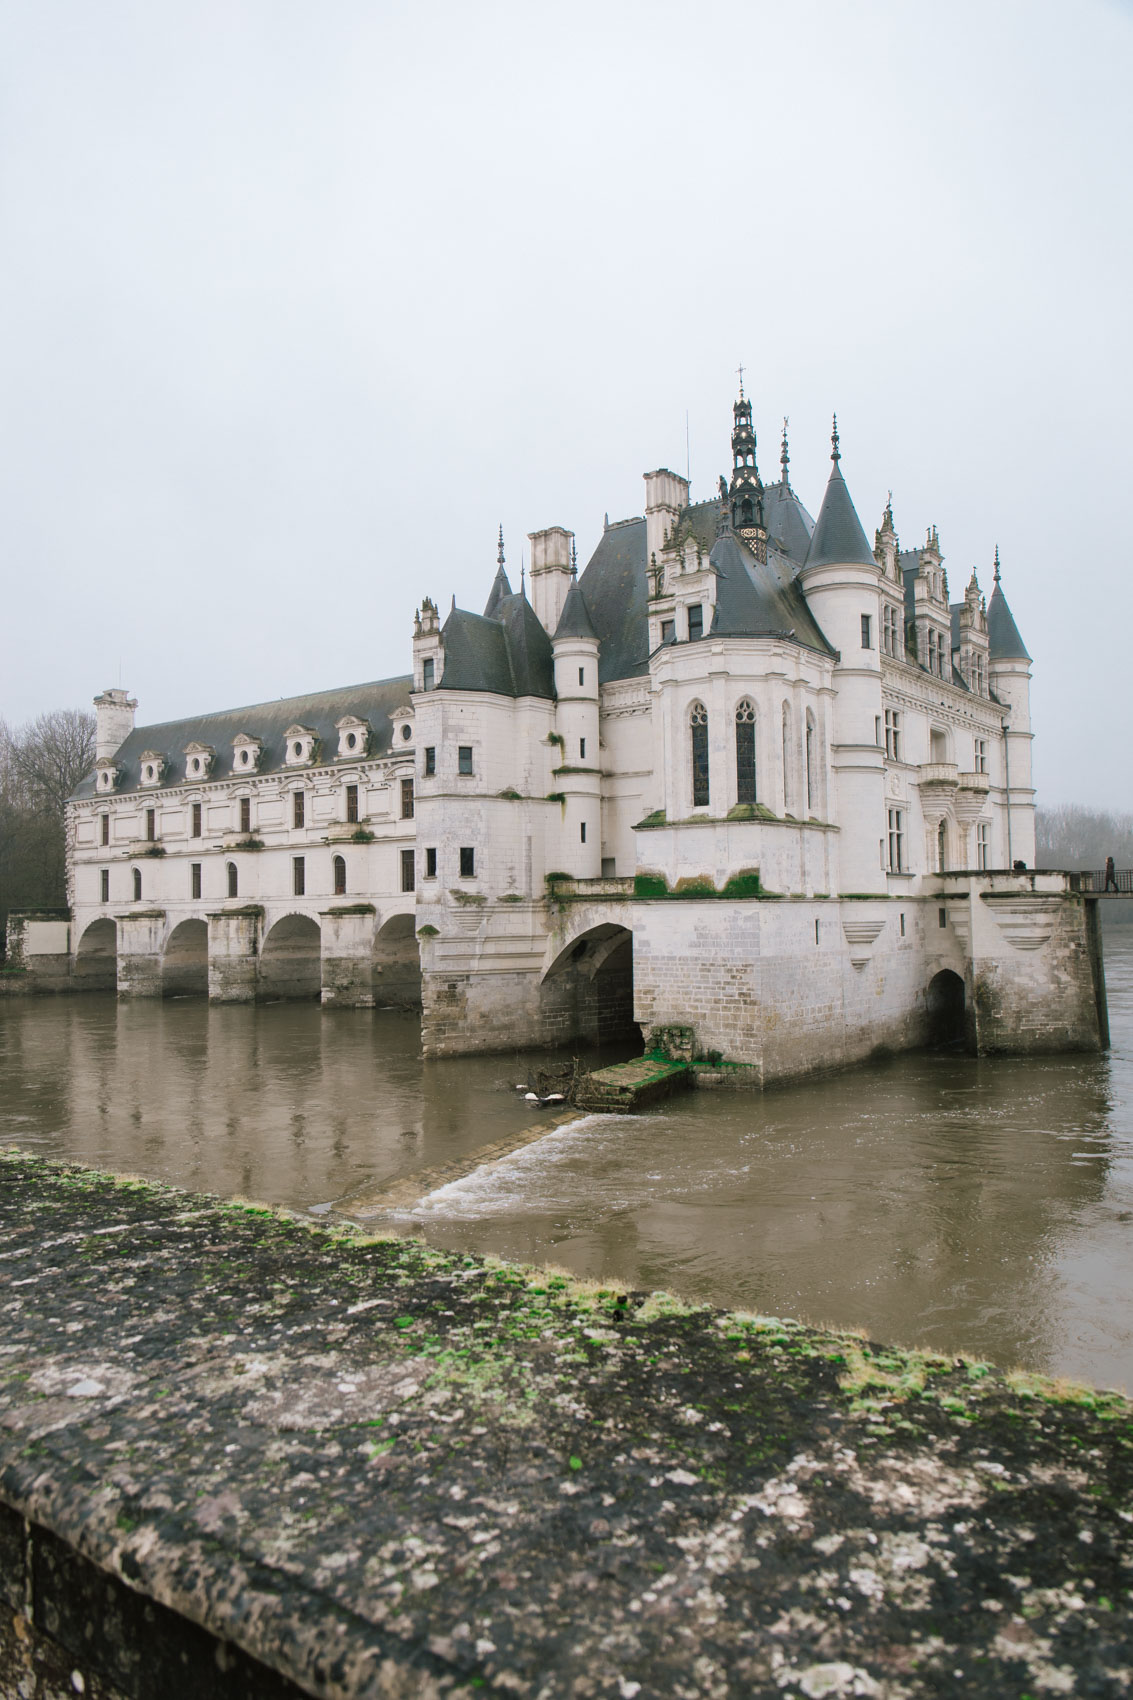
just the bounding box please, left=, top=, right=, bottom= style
left=70, top=676, right=413, bottom=800
left=439, top=590, right=555, bottom=698
left=804, top=461, right=875, bottom=570
left=554, top=577, right=598, bottom=642
left=987, top=579, right=1031, bottom=662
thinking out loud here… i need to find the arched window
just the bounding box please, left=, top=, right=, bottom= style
left=227, top=861, right=238, bottom=899
left=333, top=855, right=347, bottom=896
left=781, top=703, right=792, bottom=812
left=132, top=866, right=142, bottom=902
left=805, top=710, right=816, bottom=812
left=735, top=700, right=757, bottom=805
left=690, top=702, right=709, bottom=807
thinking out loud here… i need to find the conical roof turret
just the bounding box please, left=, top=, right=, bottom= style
left=553, top=567, right=598, bottom=642
left=804, top=417, right=875, bottom=570
left=987, top=547, right=1031, bottom=661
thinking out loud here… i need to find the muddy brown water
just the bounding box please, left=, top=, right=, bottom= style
left=2, top=929, right=1131, bottom=1390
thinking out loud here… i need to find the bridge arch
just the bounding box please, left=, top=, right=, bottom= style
left=260, top=913, right=322, bottom=1001
left=926, top=968, right=968, bottom=1049
left=75, top=918, right=117, bottom=991
left=542, top=918, right=637, bottom=1049
left=162, top=919, right=208, bottom=997
left=372, top=911, right=421, bottom=1009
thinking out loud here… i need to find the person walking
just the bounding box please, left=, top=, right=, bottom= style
left=1104, top=855, right=1118, bottom=891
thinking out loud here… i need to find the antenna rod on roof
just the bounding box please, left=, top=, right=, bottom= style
left=686, top=409, right=691, bottom=496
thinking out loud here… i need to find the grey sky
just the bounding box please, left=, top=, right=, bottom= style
left=1, top=0, right=1129, bottom=807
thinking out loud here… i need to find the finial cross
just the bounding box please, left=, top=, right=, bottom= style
left=736, top=363, right=745, bottom=399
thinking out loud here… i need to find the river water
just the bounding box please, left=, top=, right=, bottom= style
left=3, top=930, right=1131, bottom=1390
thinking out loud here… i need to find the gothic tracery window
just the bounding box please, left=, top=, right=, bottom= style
left=690, top=702, right=709, bottom=808
left=735, top=700, right=757, bottom=805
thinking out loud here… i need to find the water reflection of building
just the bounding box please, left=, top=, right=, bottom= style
left=53, top=393, right=1106, bottom=1081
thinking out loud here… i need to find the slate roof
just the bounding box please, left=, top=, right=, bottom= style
left=987, top=579, right=1031, bottom=661
left=762, top=480, right=815, bottom=564
left=483, top=563, right=512, bottom=620
left=439, top=590, right=555, bottom=698
left=804, top=461, right=875, bottom=569
left=578, top=519, right=651, bottom=684
left=709, top=533, right=835, bottom=654
left=71, top=677, right=414, bottom=800
left=554, top=577, right=598, bottom=642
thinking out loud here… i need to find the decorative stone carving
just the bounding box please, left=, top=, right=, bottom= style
left=842, top=915, right=885, bottom=967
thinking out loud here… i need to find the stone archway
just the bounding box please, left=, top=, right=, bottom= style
left=542, top=922, right=637, bottom=1049
left=926, top=968, right=968, bottom=1049
left=372, top=912, right=422, bottom=1010
left=162, top=919, right=208, bottom=997
left=75, top=918, right=117, bottom=991
left=260, top=914, right=322, bottom=1001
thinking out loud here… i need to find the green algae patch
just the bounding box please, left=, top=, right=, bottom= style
left=2, top=1149, right=1133, bottom=1700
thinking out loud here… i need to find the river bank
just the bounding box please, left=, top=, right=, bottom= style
left=2, top=1150, right=1132, bottom=1699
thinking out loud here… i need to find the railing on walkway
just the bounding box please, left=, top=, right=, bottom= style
left=1079, top=869, right=1133, bottom=894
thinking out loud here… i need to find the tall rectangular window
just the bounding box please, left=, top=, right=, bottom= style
left=861, top=613, right=872, bottom=649
left=690, top=703, right=709, bottom=807
left=578, top=667, right=585, bottom=686
left=458, top=746, right=473, bottom=775
left=400, top=849, right=415, bottom=892
left=345, top=784, right=359, bottom=824
left=884, top=708, right=901, bottom=761
left=977, top=821, right=990, bottom=870
left=401, top=777, right=414, bottom=819
left=735, top=701, right=757, bottom=804
left=660, top=618, right=675, bottom=644
left=974, top=738, right=988, bottom=774
left=100, top=868, right=109, bottom=903
left=293, top=856, right=305, bottom=896
left=240, top=797, right=251, bottom=834
left=424, top=746, right=436, bottom=776
left=887, top=807, right=905, bottom=872
left=882, top=605, right=900, bottom=656
left=293, top=791, right=305, bottom=828
left=145, top=807, right=156, bottom=842
left=422, top=657, right=435, bottom=691
left=100, top=814, right=110, bottom=846
left=687, top=604, right=703, bottom=641
left=580, top=822, right=587, bottom=843
left=579, top=737, right=586, bottom=760
left=459, top=846, right=475, bottom=878
left=190, top=862, right=201, bottom=899
left=191, top=802, right=202, bottom=837
left=425, top=846, right=437, bottom=878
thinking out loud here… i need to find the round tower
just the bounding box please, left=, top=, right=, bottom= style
left=551, top=557, right=601, bottom=878
left=986, top=548, right=1034, bottom=866
left=797, top=420, right=887, bottom=893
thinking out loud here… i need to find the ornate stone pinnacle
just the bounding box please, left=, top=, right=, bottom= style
left=831, top=414, right=840, bottom=462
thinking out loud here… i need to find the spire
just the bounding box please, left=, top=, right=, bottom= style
left=780, top=416, right=790, bottom=485
left=729, top=380, right=764, bottom=538
left=483, top=524, right=514, bottom=619
left=570, top=539, right=578, bottom=578
left=736, top=361, right=745, bottom=400
left=553, top=573, right=598, bottom=643
left=987, top=547, right=1030, bottom=660
left=804, top=422, right=875, bottom=570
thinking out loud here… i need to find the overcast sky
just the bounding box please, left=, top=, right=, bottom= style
left=1, top=0, right=1129, bottom=807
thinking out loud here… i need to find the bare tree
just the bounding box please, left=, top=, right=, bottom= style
left=0, top=708, right=95, bottom=946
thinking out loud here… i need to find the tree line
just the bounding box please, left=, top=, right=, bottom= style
left=0, top=710, right=95, bottom=947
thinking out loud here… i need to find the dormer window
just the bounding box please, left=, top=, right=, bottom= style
left=232, top=733, right=262, bottom=773
left=393, top=705, right=414, bottom=747
left=138, top=751, right=166, bottom=788
left=96, top=760, right=119, bottom=793
left=283, top=725, right=318, bottom=767
left=183, top=742, right=215, bottom=781
left=335, top=716, right=370, bottom=761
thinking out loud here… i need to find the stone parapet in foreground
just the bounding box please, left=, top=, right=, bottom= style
left=0, top=1151, right=1131, bottom=1698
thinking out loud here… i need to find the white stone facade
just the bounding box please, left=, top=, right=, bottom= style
left=60, top=399, right=1105, bottom=1078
